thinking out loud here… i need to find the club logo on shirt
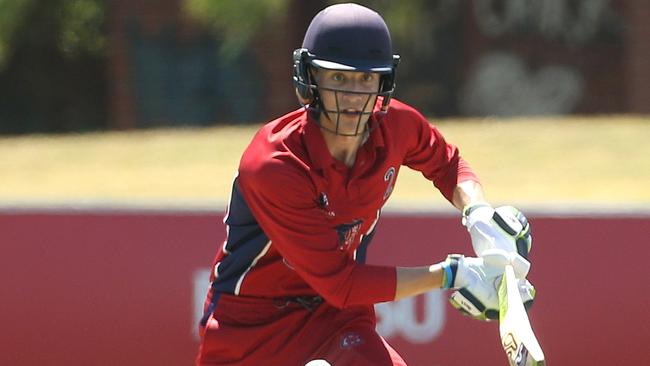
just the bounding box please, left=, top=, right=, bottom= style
left=336, top=219, right=363, bottom=251
left=383, top=166, right=396, bottom=200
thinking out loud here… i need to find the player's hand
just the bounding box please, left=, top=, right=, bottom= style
left=462, top=204, right=532, bottom=259
left=441, top=249, right=529, bottom=290
left=441, top=249, right=535, bottom=321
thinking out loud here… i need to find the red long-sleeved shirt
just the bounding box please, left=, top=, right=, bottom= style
left=209, top=99, right=478, bottom=309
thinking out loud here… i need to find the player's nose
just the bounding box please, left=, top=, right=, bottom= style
left=339, top=89, right=368, bottom=106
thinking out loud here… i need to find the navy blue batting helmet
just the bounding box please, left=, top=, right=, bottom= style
left=293, top=3, right=400, bottom=122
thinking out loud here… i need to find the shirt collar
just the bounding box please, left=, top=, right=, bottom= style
left=302, top=110, right=333, bottom=172
left=367, top=113, right=386, bottom=150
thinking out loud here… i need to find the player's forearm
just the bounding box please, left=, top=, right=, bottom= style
left=394, top=264, right=445, bottom=300
left=452, top=179, right=486, bottom=211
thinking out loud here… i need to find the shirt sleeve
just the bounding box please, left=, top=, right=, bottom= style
left=398, top=106, right=480, bottom=202
left=238, top=157, right=396, bottom=309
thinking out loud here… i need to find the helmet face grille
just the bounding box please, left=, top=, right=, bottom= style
left=309, top=85, right=385, bottom=137
left=292, top=48, right=400, bottom=136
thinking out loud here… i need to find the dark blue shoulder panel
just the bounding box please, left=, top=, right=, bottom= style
left=212, top=177, right=270, bottom=293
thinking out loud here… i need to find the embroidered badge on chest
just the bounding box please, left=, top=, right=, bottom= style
left=335, top=219, right=363, bottom=251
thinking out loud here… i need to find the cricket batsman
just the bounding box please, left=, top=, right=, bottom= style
left=197, top=3, right=535, bottom=365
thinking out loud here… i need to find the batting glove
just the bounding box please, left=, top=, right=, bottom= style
left=442, top=249, right=535, bottom=321
left=462, top=204, right=532, bottom=259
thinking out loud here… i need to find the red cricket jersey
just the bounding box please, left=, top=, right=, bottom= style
left=208, top=98, right=478, bottom=311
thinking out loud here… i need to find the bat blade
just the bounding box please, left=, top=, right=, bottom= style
left=498, top=265, right=545, bottom=366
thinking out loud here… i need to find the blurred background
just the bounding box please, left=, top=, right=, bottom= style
left=0, top=0, right=648, bottom=134
left=1, top=1, right=649, bottom=366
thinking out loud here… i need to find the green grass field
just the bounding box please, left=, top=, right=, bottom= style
left=1, top=115, right=648, bottom=210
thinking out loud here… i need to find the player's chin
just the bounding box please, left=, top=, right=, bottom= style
left=335, top=113, right=369, bottom=134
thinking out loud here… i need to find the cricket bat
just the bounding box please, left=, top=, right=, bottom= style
left=498, top=264, right=546, bottom=366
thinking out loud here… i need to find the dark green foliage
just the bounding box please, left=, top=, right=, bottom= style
left=0, top=0, right=107, bottom=134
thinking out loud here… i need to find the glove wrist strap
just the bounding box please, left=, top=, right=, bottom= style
left=441, top=256, right=459, bottom=289
left=461, top=203, right=492, bottom=228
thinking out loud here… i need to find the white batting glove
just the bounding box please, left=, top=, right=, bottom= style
left=441, top=249, right=528, bottom=289
left=462, top=204, right=532, bottom=259
left=442, top=249, right=535, bottom=321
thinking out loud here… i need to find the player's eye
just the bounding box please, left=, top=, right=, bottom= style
left=361, top=73, right=374, bottom=82
left=331, top=73, right=345, bottom=82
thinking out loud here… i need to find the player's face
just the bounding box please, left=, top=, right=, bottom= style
left=312, top=68, right=381, bottom=135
